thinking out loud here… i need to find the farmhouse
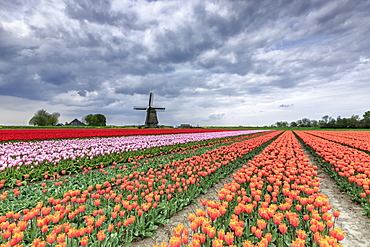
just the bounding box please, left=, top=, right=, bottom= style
left=68, top=118, right=85, bottom=126
left=179, top=123, right=192, bottom=129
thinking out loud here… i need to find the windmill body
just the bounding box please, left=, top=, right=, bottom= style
left=134, top=93, right=165, bottom=126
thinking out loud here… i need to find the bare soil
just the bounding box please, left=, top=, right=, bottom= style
left=304, top=149, right=370, bottom=247
left=131, top=144, right=370, bottom=247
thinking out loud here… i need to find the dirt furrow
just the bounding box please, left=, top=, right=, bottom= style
left=303, top=148, right=370, bottom=247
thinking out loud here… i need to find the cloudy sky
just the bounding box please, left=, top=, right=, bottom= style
left=1, top=0, right=370, bottom=126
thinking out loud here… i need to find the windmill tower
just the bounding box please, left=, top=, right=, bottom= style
left=133, top=93, right=165, bottom=126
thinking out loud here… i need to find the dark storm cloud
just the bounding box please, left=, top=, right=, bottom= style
left=65, top=0, right=118, bottom=25
left=0, top=28, right=20, bottom=60
left=1, top=0, right=370, bottom=126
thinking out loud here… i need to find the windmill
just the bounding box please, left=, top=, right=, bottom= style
left=133, top=93, right=165, bottom=126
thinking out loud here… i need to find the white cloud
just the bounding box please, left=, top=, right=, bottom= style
left=1, top=0, right=370, bottom=126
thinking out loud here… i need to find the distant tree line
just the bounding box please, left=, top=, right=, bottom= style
left=273, top=110, right=370, bottom=129
left=29, top=109, right=107, bottom=126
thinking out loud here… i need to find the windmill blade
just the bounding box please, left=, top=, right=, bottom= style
left=133, top=107, right=147, bottom=110
left=149, top=92, right=154, bottom=107
left=153, top=107, right=165, bottom=111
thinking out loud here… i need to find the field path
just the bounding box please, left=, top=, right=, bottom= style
left=303, top=148, right=370, bottom=247
left=132, top=134, right=370, bottom=247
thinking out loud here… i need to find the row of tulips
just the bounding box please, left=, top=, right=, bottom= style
left=0, top=131, right=270, bottom=214
left=305, top=131, right=370, bottom=153
left=0, top=130, right=267, bottom=187
left=295, top=131, right=370, bottom=217
left=0, top=128, right=245, bottom=142
left=0, top=131, right=281, bottom=246
left=161, top=131, right=345, bottom=247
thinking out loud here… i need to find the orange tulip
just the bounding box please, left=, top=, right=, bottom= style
left=296, top=229, right=307, bottom=240
left=108, top=224, right=114, bottom=232
left=169, top=236, right=181, bottom=247
left=57, top=233, right=66, bottom=243
left=212, top=238, right=223, bottom=247
left=2, top=230, right=11, bottom=239
left=242, top=240, right=254, bottom=247
left=80, top=236, right=89, bottom=246
left=182, top=235, right=189, bottom=244
left=255, top=228, right=263, bottom=238
left=208, top=227, right=216, bottom=238
left=333, top=210, right=340, bottom=218
left=46, top=233, right=56, bottom=244
left=224, top=232, right=234, bottom=245
left=94, top=199, right=101, bottom=207
left=257, top=219, right=267, bottom=230
left=329, top=228, right=345, bottom=241
left=97, top=230, right=106, bottom=241
left=278, top=223, right=288, bottom=234
left=217, top=229, right=225, bottom=240
left=173, top=224, right=184, bottom=237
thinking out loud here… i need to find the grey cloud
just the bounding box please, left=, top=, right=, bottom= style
left=1, top=0, right=370, bottom=126
left=280, top=104, right=294, bottom=108
left=207, top=113, right=225, bottom=121
left=65, top=0, right=122, bottom=26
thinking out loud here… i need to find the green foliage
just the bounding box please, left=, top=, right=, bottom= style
left=28, top=109, right=60, bottom=126
left=274, top=110, right=370, bottom=129
left=83, top=113, right=107, bottom=126
left=363, top=111, right=370, bottom=128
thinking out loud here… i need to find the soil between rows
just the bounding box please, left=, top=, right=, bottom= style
left=302, top=148, right=370, bottom=247
left=131, top=140, right=370, bottom=247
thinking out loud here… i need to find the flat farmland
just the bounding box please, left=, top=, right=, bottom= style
left=0, top=129, right=369, bottom=247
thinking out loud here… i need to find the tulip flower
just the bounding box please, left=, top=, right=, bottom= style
left=80, top=236, right=89, bottom=246
left=169, top=236, right=182, bottom=247
left=46, top=233, right=57, bottom=244
left=224, top=232, right=234, bottom=245
left=97, top=230, right=106, bottom=241
left=279, top=223, right=288, bottom=234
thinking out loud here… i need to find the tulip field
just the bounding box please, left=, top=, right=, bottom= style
left=0, top=129, right=245, bottom=142
left=0, top=129, right=369, bottom=247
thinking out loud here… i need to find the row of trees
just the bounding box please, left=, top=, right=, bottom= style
left=274, top=110, right=370, bottom=129
left=29, top=109, right=107, bottom=126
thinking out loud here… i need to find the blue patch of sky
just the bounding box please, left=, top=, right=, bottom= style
left=270, top=35, right=332, bottom=51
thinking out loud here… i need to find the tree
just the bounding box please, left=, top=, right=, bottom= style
left=319, top=115, right=335, bottom=128
left=322, top=115, right=329, bottom=125
left=83, top=114, right=107, bottom=126
left=290, top=121, right=298, bottom=127
left=362, top=111, right=370, bottom=128
left=94, top=114, right=106, bottom=126
left=29, top=109, right=60, bottom=126
left=319, top=115, right=329, bottom=128
left=83, top=114, right=94, bottom=125
left=336, top=116, right=344, bottom=128
left=271, top=110, right=370, bottom=129
left=275, top=121, right=288, bottom=127
left=310, top=119, right=318, bottom=128
left=348, top=115, right=360, bottom=128
left=301, top=118, right=311, bottom=127
left=327, top=117, right=337, bottom=128
left=49, top=112, right=61, bottom=126
left=296, top=119, right=303, bottom=127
